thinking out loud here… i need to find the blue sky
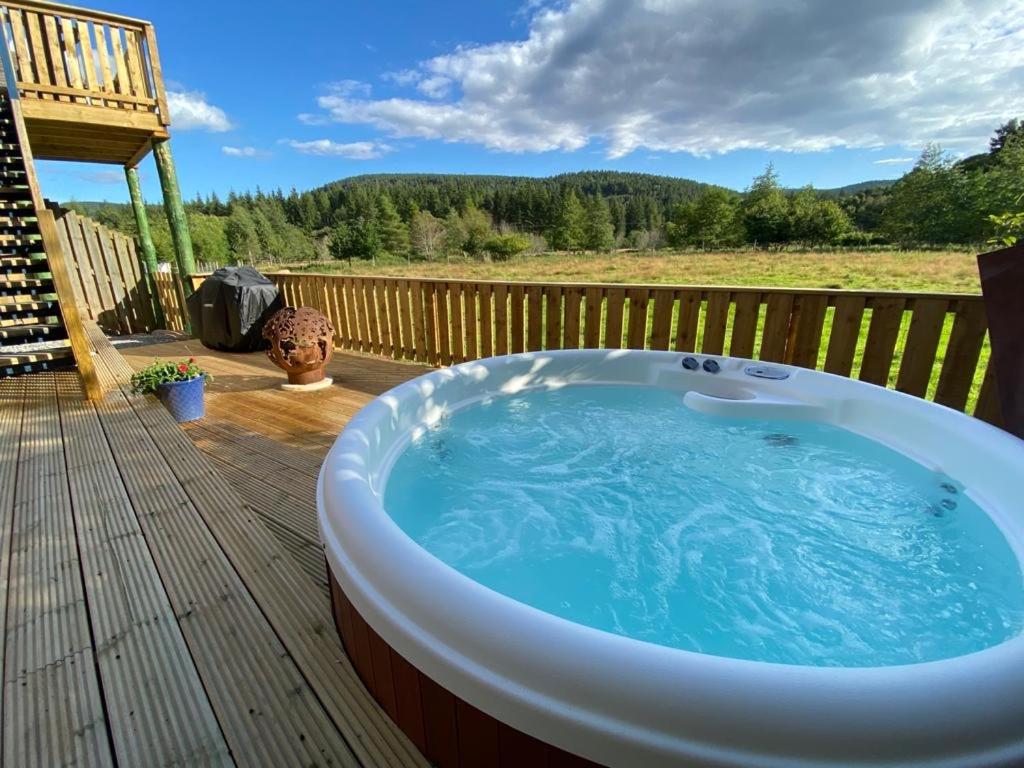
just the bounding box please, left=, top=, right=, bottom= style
left=36, top=0, right=1023, bottom=205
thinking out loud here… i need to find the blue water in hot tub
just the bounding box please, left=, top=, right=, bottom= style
left=382, top=384, right=1024, bottom=666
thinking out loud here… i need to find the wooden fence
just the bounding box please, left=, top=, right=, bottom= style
left=239, top=273, right=1000, bottom=426
left=52, top=207, right=162, bottom=334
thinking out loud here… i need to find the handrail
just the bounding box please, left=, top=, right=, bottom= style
left=0, top=0, right=167, bottom=122
left=1, top=0, right=149, bottom=28
left=235, top=272, right=986, bottom=303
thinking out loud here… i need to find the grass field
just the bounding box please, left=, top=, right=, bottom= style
left=279, top=248, right=983, bottom=294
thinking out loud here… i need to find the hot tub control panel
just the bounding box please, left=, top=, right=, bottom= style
left=681, top=355, right=721, bottom=373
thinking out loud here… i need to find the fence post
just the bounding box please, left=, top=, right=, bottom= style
left=125, top=165, right=165, bottom=328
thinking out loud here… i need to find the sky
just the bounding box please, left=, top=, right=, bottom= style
left=35, top=0, right=1024, bottom=205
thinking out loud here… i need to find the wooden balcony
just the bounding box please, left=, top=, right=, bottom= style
left=0, top=0, right=169, bottom=166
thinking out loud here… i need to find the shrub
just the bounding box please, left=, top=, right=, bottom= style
left=483, top=233, right=532, bottom=261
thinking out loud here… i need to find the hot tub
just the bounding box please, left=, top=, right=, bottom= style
left=318, top=350, right=1024, bottom=768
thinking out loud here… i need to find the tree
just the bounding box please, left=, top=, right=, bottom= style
left=666, top=188, right=745, bottom=248
left=331, top=217, right=382, bottom=262
left=376, top=195, right=409, bottom=258
left=990, top=118, right=1023, bottom=154
left=581, top=195, right=615, bottom=251
left=882, top=145, right=972, bottom=245
left=225, top=206, right=259, bottom=261
left=442, top=210, right=467, bottom=259
left=409, top=210, right=445, bottom=260
left=549, top=188, right=585, bottom=250
left=188, top=213, right=230, bottom=266
left=742, top=164, right=790, bottom=244
left=461, top=205, right=492, bottom=258
left=482, top=233, right=531, bottom=261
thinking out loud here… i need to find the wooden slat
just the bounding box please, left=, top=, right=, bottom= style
left=562, top=286, right=582, bottom=350
left=729, top=291, right=761, bottom=359
left=397, top=279, right=413, bottom=359
left=545, top=285, right=562, bottom=350
left=435, top=282, right=451, bottom=365
left=972, top=360, right=1003, bottom=427
left=526, top=285, right=543, bottom=352
left=463, top=283, right=478, bottom=361
left=493, top=283, right=508, bottom=356
left=933, top=302, right=988, bottom=411
left=343, top=278, right=360, bottom=350
left=786, top=293, right=829, bottom=369
left=478, top=283, right=493, bottom=358
left=895, top=299, right=949, bottom=397
left=375, top=278, right=393, bottom=358
left=648, top=289, right=674, bottom=351
left=859, top=297, right=906, bottom=386
left=759, top=292, right=795, bottom=363
left=583, top=287, right=602, bottom=348
left=509, top=284, right=524, bottom=354
left=92, top=24, right=113, bottom=94
left=448, top=282, right=464, bottom=362
left=423, top=281, right=438, bottom=365
left=701, top=290, right=730, bottom=355
left=673, top=290, right=701, bottom=352
left=604, top=287, right=625, bottom=349
left=625, top=288, right=649, bottom=349
left=109, top=26, right=130, bottom=97
left=823, top=295, right=866, bottom=376
left=410, top=279, right=428, bottom=363
left=8, top=10, right=35, bottom=84
left=25, top=12, right=54, bottom=91
left=77, top=19, right=97, bottom=90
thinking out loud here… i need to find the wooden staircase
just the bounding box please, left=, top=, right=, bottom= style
left=0, top=90, right=72, bottom=375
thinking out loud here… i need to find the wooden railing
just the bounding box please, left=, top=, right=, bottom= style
left=153, top=270, right=187, bottom=332
left=251, top=273, right=1000, bottom=426
left=51, top=206, right=159, bottom=334
left=0, top=0, right=167, bottom=121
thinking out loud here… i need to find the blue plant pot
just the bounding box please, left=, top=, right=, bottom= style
left=155, top=375, right=206, bottom=422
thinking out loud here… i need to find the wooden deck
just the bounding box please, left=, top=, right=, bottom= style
left=0, top=329, right=432, bottom=767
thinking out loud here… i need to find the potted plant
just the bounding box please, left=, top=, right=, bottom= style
left=130, top=356, right=213, bottom=423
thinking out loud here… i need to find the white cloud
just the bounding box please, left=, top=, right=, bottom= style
left=167, top=90, right=232, bottom=132
left=326, top=79, right=371, bottom=97
left=383, top=69, right=421, bottom=86
left=281, top=139, right=393, bottom=159
left=306, top=0, right=1024, bottom=157
left=873, top=157, right=915, bottom=165
left=222, top=145, right=270, bottom=158
left=417, top=75, right=452, bottom=99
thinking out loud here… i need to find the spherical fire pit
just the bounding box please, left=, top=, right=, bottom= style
left=262, top=306, right=334, bottom=391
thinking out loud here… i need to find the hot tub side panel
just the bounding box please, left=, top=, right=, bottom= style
left=329, top=569, right=606, bottom=768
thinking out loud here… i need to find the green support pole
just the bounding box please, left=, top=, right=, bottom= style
left=152, top=137, right=194, bottom=333
left=125, top=164, right=165, bottom=330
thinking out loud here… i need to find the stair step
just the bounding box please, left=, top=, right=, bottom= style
left=0, top=255, right=46, bottom=267
left=0, top=276, right=50, bottom=288
left=0, top=313, right=59, bottom=327
left=0, top=323, right=64, bottom=340
left=0, top=342, right=72, bottom=369
left=0, top=299, right=57, bottom=313
left=1, top=269, right=52, bottom=280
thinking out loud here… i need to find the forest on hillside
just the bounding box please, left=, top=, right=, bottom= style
left=71, top=120, right=1024, bottom=267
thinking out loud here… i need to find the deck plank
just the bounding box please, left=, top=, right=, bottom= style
left=53, top=372, right=231, bottom=766
left=91, top=382, right=360, bottom=767
left=102, top=330, right=428, bottom=768
left=3, top=374, right=113, bottom=768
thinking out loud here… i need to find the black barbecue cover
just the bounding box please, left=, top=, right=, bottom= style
left=186, top=266, right=283, bottom=351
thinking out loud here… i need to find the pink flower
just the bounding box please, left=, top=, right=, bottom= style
left=177, top=363, right=188, bottom=373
